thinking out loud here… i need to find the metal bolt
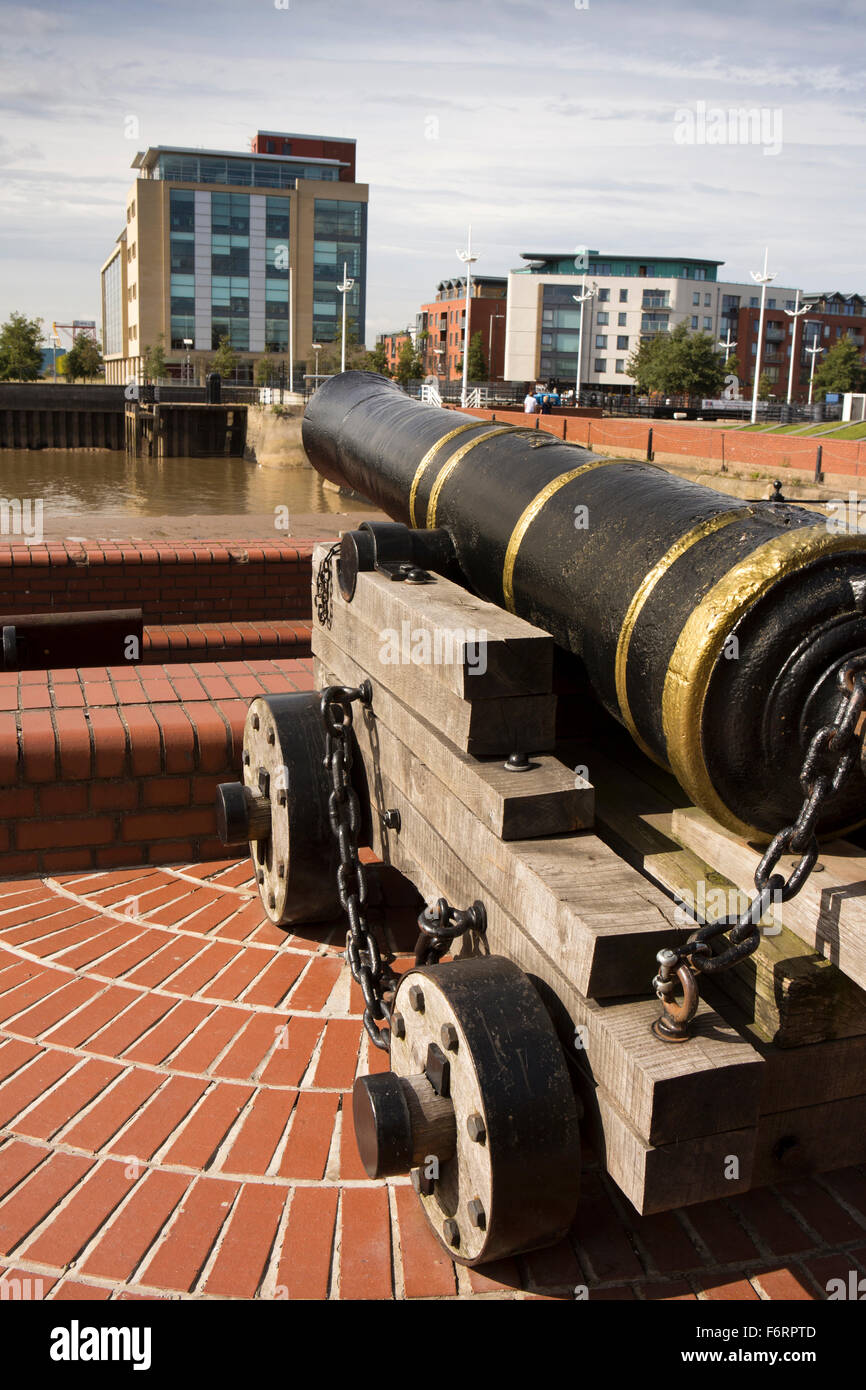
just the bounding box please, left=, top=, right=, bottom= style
left=443, top=1218, right=461, bottom=1249
left=267, top=727, right=276, bottom=745
left=411, top=1167, right=434, bottom=1196
left=277, top=863, right=285, bottom=879
left=466, top=1113, right=486, bottom=1143
left=251, top=713, right=260, bottom=731
left=277, top=789, right=287, bottom=806
left=392, top=1012, right=406, bottom=1039
left=440, top=1022, right=458, bottom=1052
left=268, top=892, right=276, bottom=909
left=504, top=750, right=532, bottom=773
left=408, top=984, right=425, bottom=1013
left=382, top=809, right=401, bottom=832
left=467, top=1198, right=486, bottom=1231
left=257, top=870, right=265, bottom=885
left=243, top=750, right=250, bottom=766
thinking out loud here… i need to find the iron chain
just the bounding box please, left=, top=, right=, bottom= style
left=673, top=655, right=866, bottom=978
left=320, top=680, right=392, bottom=1052
left=315, top=543, right=341, bottom=630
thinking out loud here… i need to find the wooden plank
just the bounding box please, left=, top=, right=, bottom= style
left=702, top=984, right=866, bottom=1115
left=753, top=1093, right=866, bottom=1187
left=315, top=541, right=553, bottom=699
left=338, top=725, right=764, bottom=1154
left=316, top=650, right=693, bottom=1000
left=313, top=626, right=592, bottom=839
left=673, top=805, right=866, bottom=994
left=313, top=544, right=556, bottom=755
left=581, top=746, right=866, bottom=1047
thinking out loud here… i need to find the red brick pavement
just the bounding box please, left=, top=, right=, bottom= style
left=0, top=862, right=865, bottom=1300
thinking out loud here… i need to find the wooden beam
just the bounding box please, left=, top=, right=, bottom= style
left=313, top=626, right=592, bottom=838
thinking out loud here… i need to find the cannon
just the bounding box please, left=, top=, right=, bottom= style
left=217, top=374, right=866, bottom=1265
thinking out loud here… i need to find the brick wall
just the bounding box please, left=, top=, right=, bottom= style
left=0, top=541, right=314, bottom=625
left=0, top=657, right=314, bottom=876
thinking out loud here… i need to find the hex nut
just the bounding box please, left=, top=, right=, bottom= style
left=467, top=1198, right=486, bottom=1231
left=440, top=1022, right=458, bottom=1052
left=407, top=985, right=425, bottom=1013
left=466, top=1113, right=486, bottom=1144
left=443, top=1218, right=461, bottom=1249
left=251, top=714, right=260, bottom=731
left=391, top=1012, right=406, bottom=1040
left=411, top=1167, right=434, bottom=1197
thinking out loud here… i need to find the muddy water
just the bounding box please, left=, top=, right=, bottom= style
left=0, top=449, right=380, bottom=527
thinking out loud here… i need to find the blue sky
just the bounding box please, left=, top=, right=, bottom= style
left=0, top=0, right=863, bottom=343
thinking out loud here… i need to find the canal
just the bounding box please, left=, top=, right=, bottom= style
left=0, top=449, right=381, bottom=539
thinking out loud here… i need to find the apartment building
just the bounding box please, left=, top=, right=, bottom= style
left=100, top=130, right=368, bottom=384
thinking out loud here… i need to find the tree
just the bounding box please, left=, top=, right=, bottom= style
left=364, top=342, right=391, bottom=376
left=626, top=321, right=726, bottom=398
left=65, top=334, right=104, bottom=382
left=456, top=331, right=487, bottom=381
left=142, top=334, right=167, bottom=382
left=394, top=337, right=423, bottom=388
left=756, top=372, right=774, bottom=400
left=812, top=337, right=866, bottom=400
left=254, top=355, right=278, bottom=387
left=211, top=335, right=239, bottom=378
left=723, top=353, right=740, bottom=376
left=0, top=311, right=43, bottom=381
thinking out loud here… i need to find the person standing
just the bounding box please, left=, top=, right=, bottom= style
left=524, top=389, right=538, bottom=413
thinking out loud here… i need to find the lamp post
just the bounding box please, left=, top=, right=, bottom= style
left=749, top=247, right=776, bottom=424
left=338, top=261, right=355, bottom=373
left=783, top=290, right=809, bottom=406
left=572, top=276, right=597, bottom=406
left=457, top=225, right=478, bottom=407
left=805, top=328, right=825, bottom=407
left=312, top=342, right=322, bottom=388
left=182, top=338, right=193, bottom=385
left=488, top=312, right=504, bottom=382
left=288, top=266, right=294, bottom=394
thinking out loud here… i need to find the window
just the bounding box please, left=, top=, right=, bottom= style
left=703, top=317, right=712, bottom=330
left=595, top=335, right=607, bottom=348
left=691, top=316, right=698, bottom=329
left=785, top=300, right=796, bottom=310
left=597, top=312, right=609, bottom=325
left=693, top=292, right=700, bottom=306
left=619, top=289, right=628, bottom=302
left=617, top=312, right=627, bottom=327
left=594, top=358, right=607, bottom=372
left=642, top=290, right=669, bottom=308
left=597, top=288, right=610, bottom=302
left=767, top=299, right=776, bottom=309
left=750, top=296, right=759, bottom=307
left=704, top=293, right=711, bottom=307
left=615, top=360, right=625, bottom=373
left=617, top=335, right=629, bottom=349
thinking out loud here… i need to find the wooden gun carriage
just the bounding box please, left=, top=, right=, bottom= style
left=215, top=375, right=866, bottom=1265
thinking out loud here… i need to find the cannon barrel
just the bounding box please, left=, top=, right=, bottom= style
left=303, top=371, right=866, bottom=839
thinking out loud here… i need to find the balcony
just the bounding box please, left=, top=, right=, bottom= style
left=765, top=327, right=785, bottom=342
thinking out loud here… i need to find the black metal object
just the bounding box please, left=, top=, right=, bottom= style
left=205, top=371, right=222, bottom=404
left=414, top=897, right=487, bottom=967
left=0, top=608, right=143, bottom=672
left=336, top=520, right=459, bottom=603
left=303, top=371, right=866, bottom=839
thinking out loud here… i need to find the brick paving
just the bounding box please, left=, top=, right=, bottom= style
left=0, top=862, right=865, bottom=1300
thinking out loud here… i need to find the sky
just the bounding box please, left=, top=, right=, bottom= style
left=0, top=0, right=864, bottom=344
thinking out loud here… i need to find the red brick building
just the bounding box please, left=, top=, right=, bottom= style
left=249, top=131, right=356, bottom=181
left=396, top=275, right=505, bottom=382
left=735, top=291, right=866, bottom=401
left=378, top=329, right=412, bottom=375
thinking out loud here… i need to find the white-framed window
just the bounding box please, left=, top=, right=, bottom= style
left=595, top=334, right=607, bottom=348
left=597, top=312, right=609, bottom=325
left=594, top=358, right=607, bottom=372
left=618, top=312, right=627, bottom=326
left=615, top=359, right=625, bottom=373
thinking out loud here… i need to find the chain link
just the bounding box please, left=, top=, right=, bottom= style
left=315, top=543, right=341, bottom=630
left=672, top=656, right=866, bottom=979
left=320, top=680, right=392, bottom=1052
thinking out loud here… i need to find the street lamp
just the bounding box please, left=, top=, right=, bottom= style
left=338, top=261, right=355, bottom=373
left=783, top=290, right=810, bottom=406
left=749, top=247, right=776, bottom=424
left=312, top=342, right=322, bottom=386
left=182, top=338, right=193, bottom=385
left=572, top=277, right=597, bottom=406
left=457, top=225, right=478, bottom=407
left=804, top=326, right=825, bottom=407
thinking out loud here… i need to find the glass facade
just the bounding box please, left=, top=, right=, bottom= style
left=313, top=199, right=366, bottom=343
left=170, top=190, right=196, bottom=348
left=521, top=255, right=719, bottom=281
left=102, top=252, right=123, bottom=357
left=153, top=152, right=339, bottom=188
left=539, top=283, right=586, bottom=378
left=265, top=197, right=290, bottom=350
